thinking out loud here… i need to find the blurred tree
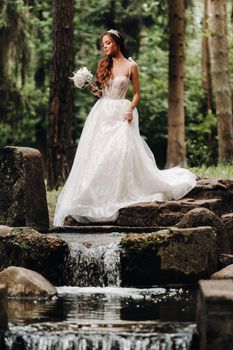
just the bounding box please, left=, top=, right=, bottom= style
left=48, top=0, right=74, bottom=189
left=210, top=0, right=233, bottom=162
left=0, top=0, right=29, bottom=144
left=166, top=0, right=186, bottom=167
left=0, top=0, right=52, bottom=169
left=202, top=0, right=213, bottom=113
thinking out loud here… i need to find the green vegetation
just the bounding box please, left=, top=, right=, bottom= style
left=190, top=164, right=233, bottom=179
left=1, top=0, right=233, bottom=167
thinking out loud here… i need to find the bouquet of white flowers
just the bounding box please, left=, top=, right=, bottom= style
left=69, top=67, right=93, bottom=89
left=69, top=67, right=101, bottom=97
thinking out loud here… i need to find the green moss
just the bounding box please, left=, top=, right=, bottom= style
left=121, top=230, right=174, bottom=252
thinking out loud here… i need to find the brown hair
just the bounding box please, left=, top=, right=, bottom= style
left=96, top=30, right=127, bottom=87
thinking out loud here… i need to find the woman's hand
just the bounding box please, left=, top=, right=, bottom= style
left=123, top=110, right=133, bottom=123
left=87, top=82, right=102, bottom=97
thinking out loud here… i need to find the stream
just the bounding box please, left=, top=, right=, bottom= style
left=2, top=233, right=197, bottom=350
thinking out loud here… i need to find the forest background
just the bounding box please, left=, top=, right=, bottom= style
left=1, top=0, right=233, bottom=189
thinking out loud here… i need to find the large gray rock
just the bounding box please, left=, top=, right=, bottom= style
left=116, top=198, right=224, bottom=227
left=120, top=227, right=218, bottom=286
left=0, top=266, right=57, bottom=298
left=0, top=146, right=49, bottom=231
left=197, top=279, right=233, bottom=350
left=211, top=264, right=233, bottom=280
left=0, top=227, right=70, bottom=285
left=176, top=207, right=231, bottom=255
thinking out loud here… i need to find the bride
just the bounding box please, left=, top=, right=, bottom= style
left=53, top=29, right=196, bottom=226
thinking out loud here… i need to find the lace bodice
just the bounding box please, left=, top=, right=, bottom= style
left=102, top=76, right=131, bottom=99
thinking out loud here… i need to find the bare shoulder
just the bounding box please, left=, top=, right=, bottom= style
left=129, top=59, right=139, bottom=72
left=130, top=61, right=139, bottom=77
left=131, top=61, right=138, bottom=68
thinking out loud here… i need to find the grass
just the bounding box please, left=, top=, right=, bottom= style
left=46, top=187, right=63, bottom=223
left=189, top=164, right=233, bottom=179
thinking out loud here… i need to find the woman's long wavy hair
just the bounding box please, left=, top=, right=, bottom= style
left=96, top=30, right=127, bottom=87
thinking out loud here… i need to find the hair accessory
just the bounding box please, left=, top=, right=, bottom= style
left=107, top=29, right=120, bottom=38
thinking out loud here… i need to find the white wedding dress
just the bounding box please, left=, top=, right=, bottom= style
left=53, top=65, right=196, bottom=226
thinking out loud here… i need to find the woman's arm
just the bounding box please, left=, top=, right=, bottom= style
left=88, top=82, right=102, bottom=97
left=124, top=63, right=140, bottom=123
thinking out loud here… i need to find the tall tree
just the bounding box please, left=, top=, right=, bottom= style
left=0, top=0, right=29, bottom=143
left=166, top=0, right=186, bottom=167
left=48, top=0, right=74, bottom=189
left=210, top=0, right=233, bottom=162
left=202, top=0, right=213, bottom=113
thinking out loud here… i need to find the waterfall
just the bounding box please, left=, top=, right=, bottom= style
left=65, top=234, right=122, bottom=287
left=3, top=233, right=197, bottom=350
left=4, top=323, right=196, bottom=350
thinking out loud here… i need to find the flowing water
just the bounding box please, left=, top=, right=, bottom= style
left=66, top=233, right=122, bottom=287
left=2, top=233, right=197, bottom=350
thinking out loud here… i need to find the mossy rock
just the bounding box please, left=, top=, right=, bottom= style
left=120, top=227, right=218, bottom=286
left=0, top=227, right=69, bottom=285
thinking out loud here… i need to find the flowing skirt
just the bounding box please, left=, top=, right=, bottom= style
left=53, top=97, right=196, bottom=226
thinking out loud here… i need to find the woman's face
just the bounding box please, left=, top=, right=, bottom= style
left=102, top=35, right=119, bottom=56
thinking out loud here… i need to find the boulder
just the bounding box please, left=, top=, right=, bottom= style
left=221, top=213, right=233, bottom=253
left=0, top=266, right=57, bottom=298
left=0, top=146, right=49, bottom=231
left=211, top=264, right=233, bottom=280
left=117, top=198, right=224, bottom=227
left=0, top=227, right=70, bottom=285
left=186, top=177, right=233, bottom=208
left=120, top=227, right=218, bottom=286
left=176, top=207, right=231, bottom=255
left=197, top=279, right=233, bottom=350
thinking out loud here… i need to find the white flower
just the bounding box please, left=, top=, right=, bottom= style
left=69, top=67, right=94, bottom=89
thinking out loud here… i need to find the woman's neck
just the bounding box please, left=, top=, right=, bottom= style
left=112, top=52, right=125, bottom=64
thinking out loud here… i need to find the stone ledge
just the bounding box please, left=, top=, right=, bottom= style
left=49, top=225, right=168, bottom=234
left=199, top=279, right=233, bottom=301
left=116, top=198, right=224, bottom=227
left=197, top=280, right=233, bottom=350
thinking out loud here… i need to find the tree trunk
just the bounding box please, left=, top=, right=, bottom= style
left=48, top=0, right=74, bottom=189
left=231, top=1, right=233, bottom=27
left=202, top=0, right=213, bottom=113
left=210, top=0, right=233, bottom=162
left=166, top=0, right=186, bottom=168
